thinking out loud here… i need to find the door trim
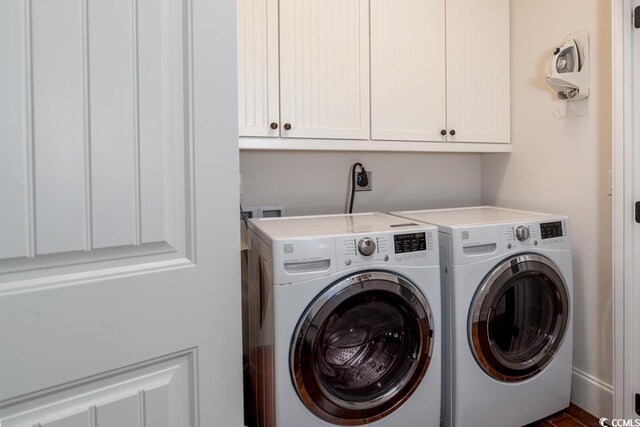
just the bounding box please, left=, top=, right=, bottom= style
left=613, top=0, right=636, bottom=419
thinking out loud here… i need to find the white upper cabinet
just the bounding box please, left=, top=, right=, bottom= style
left=236, top=0, right=511, bottom=151
left=279, top=0, right=370, bottom=140
left=371, top=0, right=446, bottom=142
left=237, top=0, right=280, bottom=137
left=446, top=0, right=510, bottom=143
left=371, top=0, right=510, bottom=144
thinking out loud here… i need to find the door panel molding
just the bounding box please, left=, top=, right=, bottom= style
left=0, top=254, right=193, bottom=294
left=0, top=242, right=179, bottom=282
left=0, top=350, right=195, bottom=427
left=0, top=266, right=198, bottom=401
left=0, top=0, right=193, bottom=279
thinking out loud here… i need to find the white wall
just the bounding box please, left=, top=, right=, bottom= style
left=240, top=151, right=482, bottom=215
left=482, top=0, right=612, bottom=418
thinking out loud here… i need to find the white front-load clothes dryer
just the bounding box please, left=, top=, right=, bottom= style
left=246, top=213, right=441, bottom=427
left=391, top=207, right=573, bottom=427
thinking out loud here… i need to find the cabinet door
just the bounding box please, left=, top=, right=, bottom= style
left=446, top=0, right=510, bottom=143
left=371, top=0, right=446, bottom=142
left=238, top=0, right=280, bottom=137
left=279, top=0, right=370, bottom=140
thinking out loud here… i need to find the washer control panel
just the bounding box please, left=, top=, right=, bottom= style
left=336, top=231, right=436, bottom=270
left=394, top=232, right=427, bottom=254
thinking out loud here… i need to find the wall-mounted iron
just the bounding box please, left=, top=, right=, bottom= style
left=546, top=31, right=589, bottom=102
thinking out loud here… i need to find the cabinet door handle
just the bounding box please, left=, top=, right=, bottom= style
left=270, top=122, right=278, bottom=130
left=450, top=129, right=456, bottom=136
left=284, top=123, right=292, bottom=131
left=441, top=129, right=447, bottom=136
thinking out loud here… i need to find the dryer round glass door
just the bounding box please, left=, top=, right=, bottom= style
left=469, top=254, right=570, bottom=382
left=291, top=271, right=434, bottom=425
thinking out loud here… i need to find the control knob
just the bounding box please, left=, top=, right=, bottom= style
left=515, top=225, right=530, bottom=242
left=358, top=237, right=376, bottom=256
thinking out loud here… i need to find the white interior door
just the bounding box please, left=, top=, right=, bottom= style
left=0, top=0, right=242, bottom=425
left=445, top=0, right=510, bottom=143
left=370, top=0, right=446, bottom=142
left=279, top=0, right=370, bottom=140
left=237, top=0, right=280, bottom=137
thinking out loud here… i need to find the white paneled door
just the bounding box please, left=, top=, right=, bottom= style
left=446, top=0, right=510, bottom=143
left=279, top=0, right=370, bottom=140
left=0, top=0, right=242, bottom=425
left=371, top=0, right=446, bottom=142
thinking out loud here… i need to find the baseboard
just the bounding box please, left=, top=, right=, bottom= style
left=571, top=368, right=613, bottom=419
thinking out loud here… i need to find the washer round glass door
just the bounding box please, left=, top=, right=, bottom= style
left=291, top=271, right=434, bottom=425
left=469, top=254, right=570, bottom=382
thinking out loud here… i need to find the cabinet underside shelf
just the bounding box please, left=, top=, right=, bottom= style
left=239, top=137, right=512, bottom=154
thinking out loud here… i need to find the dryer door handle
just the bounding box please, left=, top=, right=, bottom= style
left=462, top=243, right=497, bottom=256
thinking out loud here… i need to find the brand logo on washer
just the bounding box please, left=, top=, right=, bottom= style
left=284, top=243, right=294, bottom=254
left=462, top=231, right=470, bottom=240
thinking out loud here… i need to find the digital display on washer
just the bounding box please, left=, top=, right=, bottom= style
left=540, top=221, right=563, bottom=239
left=394, top=233, right=427, bottom=254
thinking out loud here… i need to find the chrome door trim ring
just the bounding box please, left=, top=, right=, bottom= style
left=290, top=270, right=434, bottom=425
left=468, top=254, right=570, bottom=382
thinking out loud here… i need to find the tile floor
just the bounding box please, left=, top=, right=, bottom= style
left=525, top=404, right=600, bottom=427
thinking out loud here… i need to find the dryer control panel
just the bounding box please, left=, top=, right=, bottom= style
left=540, top=221, right=564, bottom=240
left=446, top=215, right=571, bottom=266
left=502, top=219, right=569, bottom=252
left=503, top=224, right=539, bottom=250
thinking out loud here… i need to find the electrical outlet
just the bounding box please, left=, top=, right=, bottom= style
left=259, top=205, right=286, bottom=218
left=354, top=172, right=372, bottom=192
left=242, top=205, right=286, bottom=220
left=241, top=206, right=258, bottom=221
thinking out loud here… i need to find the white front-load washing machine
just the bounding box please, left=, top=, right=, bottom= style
left=391, top=207, right=573, bottom=427
left=246, top=213, right=442, bottom=427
